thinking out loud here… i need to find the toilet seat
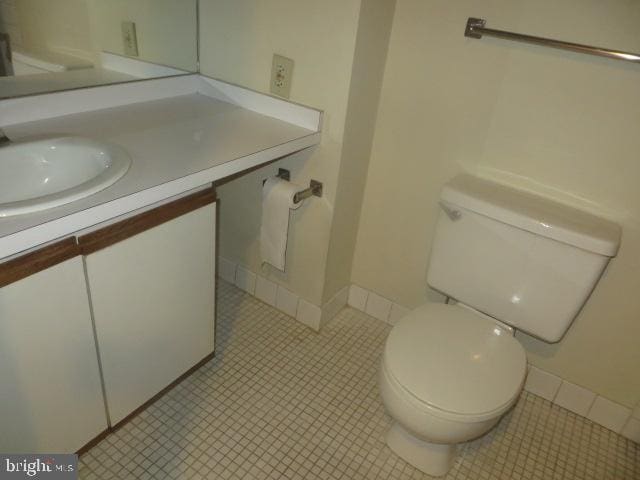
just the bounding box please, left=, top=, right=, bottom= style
left=383, top=303, right=526, bottom=421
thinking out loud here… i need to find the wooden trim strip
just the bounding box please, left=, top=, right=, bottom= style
left=0, top=237, right=80, bottom=288
left=111, top=351, right=215, bottom=431
left=76, top=351, right=216, bottom=455
left=75, top=428, right=111, bottom=456
left=78, top=187, right=217, bottom=255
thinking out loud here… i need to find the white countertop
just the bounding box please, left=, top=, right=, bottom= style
left=0, top=80, right=321, bottom=259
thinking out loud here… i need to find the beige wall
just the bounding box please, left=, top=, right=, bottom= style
left=11, top=0, right=197, bottom=70
left=200, top=0, right=395, bottom=307
left=200, top=0, right=361, bottom=305
left=351, top=0, right=640, bottom=407
left=322, top=0, right=397, bottom=303
left=87, top=0, right=198, bottom=71
left=15, top=0, right=93, bottom=56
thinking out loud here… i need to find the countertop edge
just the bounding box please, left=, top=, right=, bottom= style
left=0, top=132, right=320, bottom=261
left=0, top=75, right=324, bottom=262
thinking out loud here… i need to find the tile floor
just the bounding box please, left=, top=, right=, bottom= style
left=79, top=281, right=639, bottom=479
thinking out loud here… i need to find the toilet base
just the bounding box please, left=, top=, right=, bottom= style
left=386, top=422, right=456, bottom=477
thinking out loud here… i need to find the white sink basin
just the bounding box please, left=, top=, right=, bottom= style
left=0, top=136, right=131, bottom=217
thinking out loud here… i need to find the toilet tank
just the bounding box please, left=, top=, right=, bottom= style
left=427, top=175, right=621, bottom=342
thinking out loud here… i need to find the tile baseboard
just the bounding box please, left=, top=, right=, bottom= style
left=217, top=256, right=348, bottom=332
left=217, top=268, right=639, bottom=444
left=345, top=283, right=640, bottom=444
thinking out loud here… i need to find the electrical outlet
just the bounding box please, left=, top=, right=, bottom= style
left=121, top=21, right=139, bottom=57
left=270, top=54, right=294, bottom=98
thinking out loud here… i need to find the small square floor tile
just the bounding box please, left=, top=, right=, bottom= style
left=80, top=280, right=640, bottom=480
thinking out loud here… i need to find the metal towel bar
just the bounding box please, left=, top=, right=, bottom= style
left=465, top=17, right=640, bottom=64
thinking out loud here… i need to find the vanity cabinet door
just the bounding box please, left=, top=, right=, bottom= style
left=0, top=239, right=108, bottom=453
left=81, top=189, right=216, bottom=425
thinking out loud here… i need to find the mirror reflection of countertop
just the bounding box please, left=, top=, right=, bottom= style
left=0, top=76, right=322, bottom=259
left=0, top=68, right=138, bottom=99
left=1, top=52, right=195, bottom=100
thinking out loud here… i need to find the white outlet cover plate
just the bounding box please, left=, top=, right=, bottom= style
left=121, top=21, right=139, bottom=57
left=270, top=54, right=294, bottom=99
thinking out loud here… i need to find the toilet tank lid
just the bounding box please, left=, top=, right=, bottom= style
left=441, top=175, right=621, bottom=256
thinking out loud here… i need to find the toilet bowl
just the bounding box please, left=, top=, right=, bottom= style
left=377, top=175, right=620, bottom=476
left=379, top=303, right=526, bottom=475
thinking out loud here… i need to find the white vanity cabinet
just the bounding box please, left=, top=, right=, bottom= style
left=0, top=239, right=108, bottom=453
left=79, top=188, right=217, bottom=425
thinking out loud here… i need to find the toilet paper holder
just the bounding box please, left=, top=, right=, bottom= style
left=264, top=168, right=323, bottom=204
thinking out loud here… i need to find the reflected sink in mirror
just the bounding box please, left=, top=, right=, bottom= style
left=0, top=136, right=131, bottom=217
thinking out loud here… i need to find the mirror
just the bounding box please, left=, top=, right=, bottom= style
left=0, top=0, right=198, bottom=99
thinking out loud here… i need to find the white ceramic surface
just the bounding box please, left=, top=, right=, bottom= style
left=275, top=285, right=299, bottom=318
left=523, top=366, right=562, bottom=401
left=378, top=304, right=526, bottom=476
left=441, top=174, right=621, bottom=256
left=384, top=303, right=526, bottom=419
left=379, top=351, right=511, bottom=476
left=428, top=176, right=620, bottom=342
left=217, top=257, right=238, bottom=284
left=0, top=137, right=131, bottom=217
left=365, top=291, right=393, bottom=322
left=553, top=381, right=596, bottom=417
left=347, top=284, right=369, bottom=311
left=378, top=173, right=622, bottom=474
left=385, top=423, right=456, bottom=477
left=255, top=276, right=278, bottom=307
left=235, top=265, right=257, bottom=294
left=296, top=299, right=323, bottom=331
left=587, top=396, right=632, bottom=433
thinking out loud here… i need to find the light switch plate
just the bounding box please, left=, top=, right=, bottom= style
left=270, top=54, right=294, bottom=98
left=121, top=21, right=139, bottom=57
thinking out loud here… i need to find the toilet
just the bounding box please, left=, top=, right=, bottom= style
left=379, top=174, right=621, bottom=476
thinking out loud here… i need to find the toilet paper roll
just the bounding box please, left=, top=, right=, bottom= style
left=260, top=177, right=303, bottom=271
